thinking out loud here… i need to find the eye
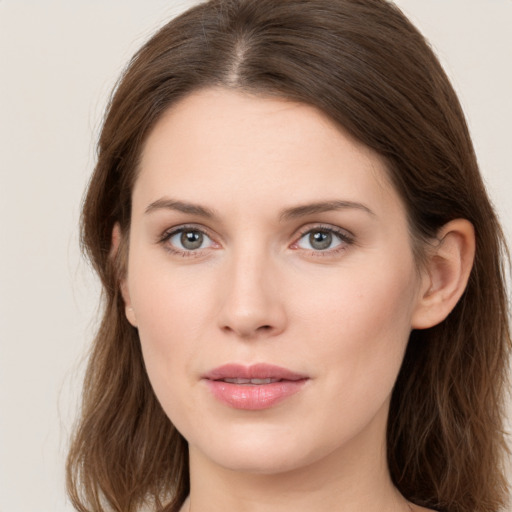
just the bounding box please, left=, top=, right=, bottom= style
left=163, top=227, right=216, bottom=253
left=294, top=227, right=352, bottom=252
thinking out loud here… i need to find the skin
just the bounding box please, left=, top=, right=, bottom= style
left=120, top=88, right=474, bottom=512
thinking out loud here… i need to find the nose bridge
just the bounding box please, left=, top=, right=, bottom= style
left=217, top=240, right=286, bottom=338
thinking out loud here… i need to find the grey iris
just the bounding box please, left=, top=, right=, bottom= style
left=310, top=231, right=332, bottom=250
left=181, top=231, right=203, bottom=250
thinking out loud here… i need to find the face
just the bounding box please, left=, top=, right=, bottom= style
left=122, top=88, right=427, bottom=475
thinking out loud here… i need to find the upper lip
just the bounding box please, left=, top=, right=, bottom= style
left=203, top=363, right=308, bottom=382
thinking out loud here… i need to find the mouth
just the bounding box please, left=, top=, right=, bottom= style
left=202, top=363, right=309, bottom=410
left=203, top=363, right=307, bottom=381
left=220, top=377, right=282, bottom=385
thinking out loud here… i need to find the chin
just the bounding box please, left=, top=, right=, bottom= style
left=188, top=422, right=344, bottom=476
left=206, top=446, right=314, bottom=475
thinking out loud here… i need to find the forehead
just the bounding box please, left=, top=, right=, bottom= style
left=134, top=87, right=402, bottom=220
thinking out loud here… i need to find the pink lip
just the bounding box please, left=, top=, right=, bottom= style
left=202, top=363, right=308, bottom=410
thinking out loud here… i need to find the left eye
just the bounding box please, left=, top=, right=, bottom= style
left=168, top=229, right=214, bottom=251
left=296, top=229, right=345, bottom=251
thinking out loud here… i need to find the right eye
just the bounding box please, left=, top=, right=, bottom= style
left=161, top=227, right=217, bottom=255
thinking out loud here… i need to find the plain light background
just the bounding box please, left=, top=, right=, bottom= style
left=0, top=1, right=511, bottom=511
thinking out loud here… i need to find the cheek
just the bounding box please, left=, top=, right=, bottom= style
left=132, top=280, right=206, bottom=438
left=298, top=256, right=416, bottom=336
left=128, top=248, right=214, bottom=335
left=126, top=255, right=212, bottom=401
left=294, top=256, right=418, bottom=391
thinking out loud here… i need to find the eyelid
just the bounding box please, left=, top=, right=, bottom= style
left=293, top=223, right=354, bottom=241
left=158, top=223, right=209, bottom=241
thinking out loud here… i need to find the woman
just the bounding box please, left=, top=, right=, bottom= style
left=67, top=1, right=511, bottom=511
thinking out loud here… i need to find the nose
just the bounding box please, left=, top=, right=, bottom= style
left=216, top=249, right=287, bottom=340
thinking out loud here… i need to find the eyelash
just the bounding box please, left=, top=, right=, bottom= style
left=158, top=224, right=355, bottom=258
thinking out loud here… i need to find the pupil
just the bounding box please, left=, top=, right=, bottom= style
left=181, top=231, right=203, bottom=250
left=310, top=231, right=332, bottom=250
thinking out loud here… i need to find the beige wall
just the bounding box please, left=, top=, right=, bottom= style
left=0, top=1, right=510, bottom=510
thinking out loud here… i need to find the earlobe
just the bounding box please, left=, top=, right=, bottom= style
left=112, top=223, right=138, bottom=328
left=124, top=304, right=138, bottom=327
left=411, top=219, right=475, bottom=330
left=121, top=281, right=138, bottom=328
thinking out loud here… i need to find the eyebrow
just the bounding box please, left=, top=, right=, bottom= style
left=279, top=200, right=375, bottom=221
left=144, top=197, right=375, bottom=220
left=145, top=198, right=216, bottom=218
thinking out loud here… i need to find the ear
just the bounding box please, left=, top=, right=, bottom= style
left=112, top=223, right=138, bottom=327
left=411, top=219, right=475, bottom=330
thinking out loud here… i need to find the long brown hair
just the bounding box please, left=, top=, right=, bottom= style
left=67, top=1, right=511, bottom=511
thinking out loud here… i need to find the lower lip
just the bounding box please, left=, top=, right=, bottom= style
left=205, top=379, right=307, bottom=410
